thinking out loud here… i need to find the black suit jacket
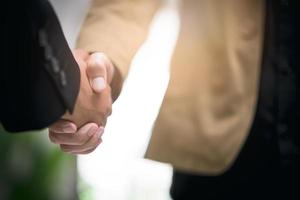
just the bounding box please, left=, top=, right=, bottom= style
left=1, top=0, right=80, bottom=132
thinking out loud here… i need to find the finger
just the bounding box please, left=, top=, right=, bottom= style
left=49, top=123, right=98, bottom=145
left=62, top=137, right=102, bottom=155
left=49, top=120, right=77, bottom=133
left=68, top=139, right=101, bottom=155
left=60, top=127, right=104, bottom=154
left=73, top=49, right=90, bottom=61
left=66, top=147, right=97, bottom=156
left=80, top=147, right=98, bottom=154
left=87, top=52, right=110, bottom=93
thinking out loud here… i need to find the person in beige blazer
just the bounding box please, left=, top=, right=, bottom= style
left=51, top=0, right=300, bottom=198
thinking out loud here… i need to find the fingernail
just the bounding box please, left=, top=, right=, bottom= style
left=88, top=126, right=98, bottom=137
left=91, top=77, right=106, bottom=92
left=62, top=124, right=76, bottom=133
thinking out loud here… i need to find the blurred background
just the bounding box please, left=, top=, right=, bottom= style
left=0, top=0, right=180, bottom=199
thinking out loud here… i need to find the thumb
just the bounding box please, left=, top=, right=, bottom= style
left=86, top=52, right=108, bottom=93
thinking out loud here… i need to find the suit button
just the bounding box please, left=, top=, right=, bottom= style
left=38, top=29, right=55, bottom=62
left=44, top=45, right=53, bottom=60
left=38, top=29, right=48, bottom=47
left=60, top=71, right=67, bottom=86
left=50, top=57, right=60, bottom=73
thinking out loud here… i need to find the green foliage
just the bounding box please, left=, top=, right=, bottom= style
left=0, top=126, right=78, bottom=200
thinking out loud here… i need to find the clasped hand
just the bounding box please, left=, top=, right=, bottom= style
left=48, top=49, right=115, bottom=154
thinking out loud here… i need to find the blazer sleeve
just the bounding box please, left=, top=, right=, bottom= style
left=76, top=0, right=161, bottom=78
left=0, top=0, right=80, bottom=132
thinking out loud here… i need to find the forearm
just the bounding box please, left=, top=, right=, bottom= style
left=77, top=0, right=162, bottom=78
left=1, top=0, right=80, bottom=132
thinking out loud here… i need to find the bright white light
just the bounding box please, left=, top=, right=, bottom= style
left=49, top=0, right=92, bottom=48
left=77, top=2, right=180, bottom=199
left=51, top=0, right=180, bottom=199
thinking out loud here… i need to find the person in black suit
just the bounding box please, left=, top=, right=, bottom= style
left=1, top=0, right=122, bottom=154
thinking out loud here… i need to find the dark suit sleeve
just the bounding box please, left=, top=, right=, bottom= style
left=0, top=0, right=80, bottom=132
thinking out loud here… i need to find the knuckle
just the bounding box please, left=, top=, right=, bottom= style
left=48, top=125, right=59, bottom=133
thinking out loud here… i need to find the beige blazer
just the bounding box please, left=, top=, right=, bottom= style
left=77, top=0, right=266, bottom=175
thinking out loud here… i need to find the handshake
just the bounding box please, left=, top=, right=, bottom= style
left=48, top=49, right=121, bottom=155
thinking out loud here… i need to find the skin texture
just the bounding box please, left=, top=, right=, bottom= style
left=48, top=49, right=122, bottom=155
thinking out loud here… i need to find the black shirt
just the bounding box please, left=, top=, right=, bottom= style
left=272, top=0, right=300, bottom=168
